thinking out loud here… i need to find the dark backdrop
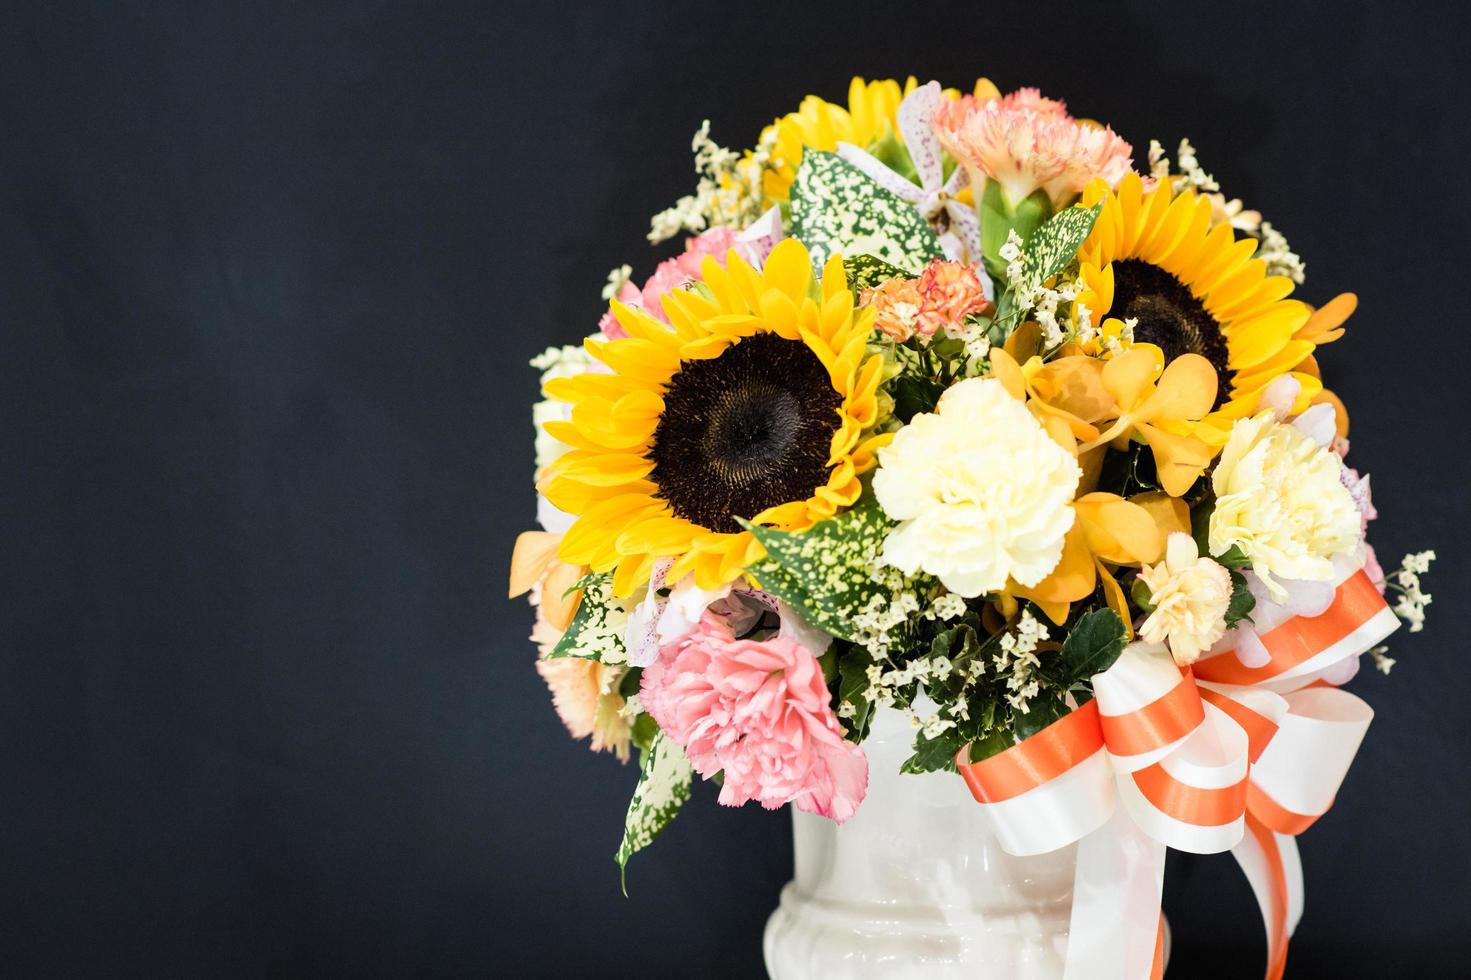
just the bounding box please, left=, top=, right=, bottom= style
left=3, top=1, right=1468, bottom=977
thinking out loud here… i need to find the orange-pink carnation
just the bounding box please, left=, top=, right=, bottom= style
left=862, top=259, right=990, bottom=341
left=933, top=87, right=1133, bottom=209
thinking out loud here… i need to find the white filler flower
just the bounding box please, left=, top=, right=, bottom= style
left=1138, top=532, right=1232, bottom=665
left=873, top=378, right=1080, bottom=597
left=1209, top=413, right=1360, bottom=599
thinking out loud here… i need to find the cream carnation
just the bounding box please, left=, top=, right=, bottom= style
left=1209, top=413, right=1360, bottom=599
left=1137, top=533, right=1232, bottom=665
left=872, top=378, right=1080, bottom=597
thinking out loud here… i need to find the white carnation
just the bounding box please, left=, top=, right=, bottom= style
left=1138, top=533, right=1232, bottom=665
left=872, top=378, right=1080, bottom=598
left=1209, top=413, right=1360, bottom=600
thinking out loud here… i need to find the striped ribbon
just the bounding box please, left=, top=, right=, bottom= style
left=957, top=563, right=1395, bottom=978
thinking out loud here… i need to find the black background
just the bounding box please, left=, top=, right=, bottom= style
left=3, top=1, right=1468, bottom=977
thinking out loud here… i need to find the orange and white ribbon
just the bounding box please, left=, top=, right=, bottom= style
left=957, top=558, right=1396, bottom=979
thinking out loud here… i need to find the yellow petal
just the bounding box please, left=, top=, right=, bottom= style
left=1075, top=492, right=1163, bottom=565
left=1296, top=292, right=1356, bottom=345
left=761, top=238, right=813, bottom=303
left=509, top=530, right=561, bottom=598
left=1101, top=345, right=1162, bottom=411
left=612, top=551, right=657, bottom=598
left=1137, top=423, right=1212, bottom=497
left=1032, top=355, right=1114, bottom=423
left=541, top=559, right=586, bottom=632
left=1096, top=560, right=1133, bottom=641
left=1129, top=491, right=1192, bottom=541
left=1133, top=353, right=1217, bottom=424
left=822, top=253, right=848, bottom=302
left=987, top=348, right=1028, bottom=402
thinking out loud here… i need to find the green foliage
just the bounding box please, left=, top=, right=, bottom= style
left=1224, top=569, right=1256, bottom=628
left=740, top=497, right=923, bottom=642
left=789, top=151, right=944, bottom=270
left=1053, top=608, right=1128, bottom=685
left=836, top=646, right=875, bottom=741
left=991, top=202, right=1102, bottom=334
left=615, top=733, right=692, bottom=894
left=979, top=181, right=1053, bottom=281
left=889, top=373, right=946, bottom=423
left=843, top=253, right=914, bottom=292
left=547, top=573, right=625, bottom=661
left=900, top=727, right=967, bottom=775
left=1012, top=696, right=1069, bottom=742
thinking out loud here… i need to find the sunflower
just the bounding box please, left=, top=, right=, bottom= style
left=758, top=77, right=998, bottom=205
left=538, top=239, right=887, bottom=597
left=1075, top=172, right=1348, bottom=446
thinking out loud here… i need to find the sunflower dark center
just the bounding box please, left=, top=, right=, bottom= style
left=649, top=332, right=842, bottom=534
left=1110, top=259, right=1230, bottom=390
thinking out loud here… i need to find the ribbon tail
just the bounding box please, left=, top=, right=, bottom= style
left=1063, top=807, right=1167, bottom=980
left=1232, top=814, right=1296, bottom=980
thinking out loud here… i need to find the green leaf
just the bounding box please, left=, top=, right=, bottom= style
left=979, top=182, right=1053, bottom=282
left=547, top=573, right=625, bottom=661
left=630, top=713, right=659, bottom=754
left=836, top=647, right=875, bottom=741
left=615, top=733, right=693, bottom=895
left=1024, top=202, right=1101, bottom=288
left=890, top=374, right=945, bottom=423
left=1131, top=575, right=1156, bottom=614
left=843, top=253, right=914, bottom=292
left=900, top=726, right=966, bottom=775
left=1012, top=695, right=1069, bottom=741
left=961, top=727, right=1015, bottom=766
left=991, top=202, right=1102, bottom=333
left=740, top=497, right=921, bottom=642
left=1056, top=608, right=1128, bottom=684
left=1225, top=569, right=1256, bottom=628
left=789, top=151, right=944, bottom=270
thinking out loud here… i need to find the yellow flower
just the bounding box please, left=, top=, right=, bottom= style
left=1075, top=172, right=1353, bottom=447
left=758, top=77, right=997, bottom=204
left=1138, top=532, right=1232, bottom=665
left=990, top=344, right=1219, bottom=496
left=1208, top=413, right=1360, bottom=600
left=538, top=240, right=886, bottom=597
left=1010, top=490, right=1171, bottom=629
left=1075, top=346, right=1219, bottom=496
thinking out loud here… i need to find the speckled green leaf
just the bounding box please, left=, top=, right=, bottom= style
left=994, top=202, right=1101, bottom=332
left=615, top=732, right=692, bottom=893
left=843, top=253, right=913, bottom=293
left=1023, top=202, right=1101, bottom=289
left=790, top=151, right=943, bottom=270
left=547, top=573, right=624, bottom=662
left=741, top=497, right=919, bottom=642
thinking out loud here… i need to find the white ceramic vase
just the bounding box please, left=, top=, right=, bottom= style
left=763, top=704, right=1078, bottom=979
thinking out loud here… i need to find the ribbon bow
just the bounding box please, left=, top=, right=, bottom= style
left=837, top=81, right=982, bottom=266
left=957, top=562, right=1399, bottom=979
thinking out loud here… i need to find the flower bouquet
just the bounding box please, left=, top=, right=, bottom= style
left=510, top=76, right=1434, bottom=978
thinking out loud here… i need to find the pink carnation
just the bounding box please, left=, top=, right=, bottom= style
left=641, top=614, right=868, bottom=822
left=599, top=227, right=746, bottom=339
left=933, top=87, right=1133, bottom=209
